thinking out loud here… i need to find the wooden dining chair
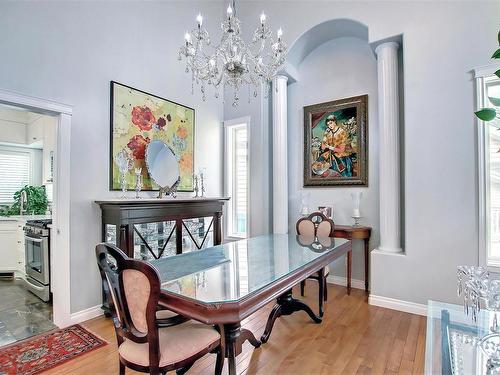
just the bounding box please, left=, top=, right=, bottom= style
left=296, top=212, right=335, bottom=317
left=95, top=243, right=224, bottom=375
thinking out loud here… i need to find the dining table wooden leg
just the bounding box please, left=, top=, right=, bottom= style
left=261, top=288, right=322, bottom=344
left=318, top=268, right=325, bottom=317
left=223, top=323, right=261, bottom=375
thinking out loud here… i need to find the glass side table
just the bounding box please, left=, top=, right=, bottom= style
left=426, top=300, right=494, bottom=374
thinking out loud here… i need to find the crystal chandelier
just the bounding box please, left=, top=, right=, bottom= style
left=178, top=0, right=287, bottom=107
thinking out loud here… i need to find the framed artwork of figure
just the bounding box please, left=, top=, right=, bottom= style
left=303, top=95, right=368, bottom=187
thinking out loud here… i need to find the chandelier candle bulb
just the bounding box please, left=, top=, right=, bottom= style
left=227, top=5, right=233, bottom=19
left=277, top=28, right=283, bottom=40
left=260, top=13, right=266, bottom=25
left=184, top=32, right=191, bottom=44
left=196, top=13, right=203, bottom=27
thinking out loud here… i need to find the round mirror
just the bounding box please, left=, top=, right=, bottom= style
left=145, top=140, right=180, bottom=193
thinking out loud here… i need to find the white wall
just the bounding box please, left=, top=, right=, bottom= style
left=0, top=107, right=28, bottom=144
left=224, top=1, right=500, bottom=305
left=0, top=1, right=224, bottom=313
left=288, top=37, right=379, bottom=281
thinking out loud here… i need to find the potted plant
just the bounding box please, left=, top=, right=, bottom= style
left=0, top=185, right=49, bottom=216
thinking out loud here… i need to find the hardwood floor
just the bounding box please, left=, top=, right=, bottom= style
left=44, top=284, right=426, bottom=374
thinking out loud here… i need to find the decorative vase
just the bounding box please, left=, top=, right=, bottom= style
left=114, top=149, right=133, bottom=198
left=134, top=168, right=143, bottom=199
left=351, top=191, right=363, bottom=226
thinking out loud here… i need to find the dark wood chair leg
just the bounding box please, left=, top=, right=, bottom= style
left=300, top=280, right=306, bottom=296
left=119, top=362, right=125, bottom=375
left=176, top=362, right=193, bottom=375
left=324, top=276, right=328, bottom=301
left=215, top=347, right=224, bottom=375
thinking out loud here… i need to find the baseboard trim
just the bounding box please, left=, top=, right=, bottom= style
left=70, top=304, right=103, bottom=324
left=369, top=294, right=427, bottom=316
left=326, top=275, right=365, bottom=290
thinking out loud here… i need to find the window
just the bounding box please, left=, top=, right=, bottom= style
left=224, top=119, right=249, bottom=238
left=477, top=65, right=500, bottom=268
left=0, top=149, right=31, bottom=204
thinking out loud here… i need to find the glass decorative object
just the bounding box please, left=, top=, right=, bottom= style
left=134, top=168, right=143, bottom=199
left=193, top=174, right=200, bottom=198
left=178, top=0, right=287, bottom=107
left=457, top=265, right=500, bottom=372
left=200, top=170, right=206, bottom=198
left=351, top=191, right=363, bottom=226
left=114, top=149, right=133, bottom=198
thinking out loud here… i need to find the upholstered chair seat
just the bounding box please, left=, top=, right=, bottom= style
left=119, top=321, right=220, bottom=368
left=155, top=309, right=178, bottom=319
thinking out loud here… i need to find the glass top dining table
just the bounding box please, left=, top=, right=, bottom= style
left=150, top=233, right=349, bottom=304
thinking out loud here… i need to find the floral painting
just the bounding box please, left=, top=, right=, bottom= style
left=303, top=95, right=368, bottom=186
left=110, top=81, right=194, bottom=191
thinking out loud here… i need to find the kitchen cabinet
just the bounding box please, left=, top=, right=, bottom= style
left=16, top=220, right=25, bottom=277
left=0, top=220, right=20, bottom=273
left=0, top=218, right=29, bottom=277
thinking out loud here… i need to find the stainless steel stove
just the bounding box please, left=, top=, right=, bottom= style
left=24, top=219, right=51, bottom=301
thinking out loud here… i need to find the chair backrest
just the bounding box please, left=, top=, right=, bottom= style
left=95, top=243, right=161, bottom=349
left=296, top=211, right=335, bottom=237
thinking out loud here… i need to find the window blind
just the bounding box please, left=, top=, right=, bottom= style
left=0, top=151, right=30, bottom=203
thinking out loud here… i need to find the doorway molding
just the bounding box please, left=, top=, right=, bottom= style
left=0, top=87, right=72, bottom=328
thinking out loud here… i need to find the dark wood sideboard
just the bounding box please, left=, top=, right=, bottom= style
left=95, top=197, right=229, bottom=257
left=95, top=197, right=229, bottom=314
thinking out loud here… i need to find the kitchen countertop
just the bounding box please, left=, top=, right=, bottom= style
left=0, top=215, right=52, bottom=222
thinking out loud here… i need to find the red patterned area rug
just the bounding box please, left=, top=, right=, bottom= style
left=0, top=324, right=107, bottom=375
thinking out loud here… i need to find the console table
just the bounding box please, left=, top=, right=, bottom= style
left=333, top=225, right=372, bottom=293
left=95, top=198, right=229, bottom=259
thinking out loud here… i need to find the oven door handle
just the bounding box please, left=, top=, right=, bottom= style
left=25, top=236, right=44, bottom=243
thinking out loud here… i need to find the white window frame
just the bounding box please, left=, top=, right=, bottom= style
left=223, top=116, right=251, bottom=241
left=475, top=63, right=500, bottom=271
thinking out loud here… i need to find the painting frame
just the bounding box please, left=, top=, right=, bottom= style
left=109, top=81, right=195, bottom=192
left=303, top=94, right=368, bottom=187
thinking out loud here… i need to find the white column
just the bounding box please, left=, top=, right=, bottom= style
left=375, top=42, right=402, bottom=253
left=272, top=75, right=288, bottom=234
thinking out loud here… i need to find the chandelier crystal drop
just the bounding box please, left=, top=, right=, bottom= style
left=178, top=1, right=287, bottom=107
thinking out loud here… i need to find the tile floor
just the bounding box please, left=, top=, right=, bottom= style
left=0, top=278, right=56, bottom=346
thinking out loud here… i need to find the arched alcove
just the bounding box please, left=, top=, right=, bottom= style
left=288, top=18, right=369, bottom=66
left=269, top=16, right=404, bottom=290
left=283, top=18, right=370, bottom=82
left=283, top=18, right=380, bottom=283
